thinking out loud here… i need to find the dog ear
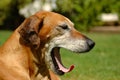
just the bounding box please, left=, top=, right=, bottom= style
left=18, top=15, right=44, bottom=49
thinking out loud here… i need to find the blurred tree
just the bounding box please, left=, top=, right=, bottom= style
left=0, top=0, right=32, bottom=30
left=0, top=0, right=120, bottom=31
left=55, top=0, right=120, bottom=31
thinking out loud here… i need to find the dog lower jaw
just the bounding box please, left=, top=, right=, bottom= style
left=50, top=47, right=74, bottom=75
left=46, top=40, right=94, bottom=75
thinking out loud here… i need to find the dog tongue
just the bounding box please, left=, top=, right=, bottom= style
left=53, top=48, right=74, bottom=73
left=55, top=56, right=74, bottom=72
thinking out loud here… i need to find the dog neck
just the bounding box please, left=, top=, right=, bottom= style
left=1, top=30, right=51, bottom=80
left=18, top=30, right=52, bottom=80
left=30, top=47, right=51, bottom=80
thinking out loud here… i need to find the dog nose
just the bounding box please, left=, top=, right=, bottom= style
left=86, top=38, right=95, bottom=49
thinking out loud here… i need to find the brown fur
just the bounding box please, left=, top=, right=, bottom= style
left=0, top=11, right=95, bottom=80
left=0, top=11, right=63, bottom=80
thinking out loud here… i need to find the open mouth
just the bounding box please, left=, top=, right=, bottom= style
left=51, top=47, right=74, bottom=75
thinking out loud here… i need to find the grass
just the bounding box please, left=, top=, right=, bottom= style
left=60, top=33, right=120, bottom=80
left=0, top=31, right=120, bottom=80
left=0, top=30, right=12, bottom=45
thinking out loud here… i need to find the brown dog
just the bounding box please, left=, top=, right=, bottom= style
left=0, top=11, right=95, bottom=80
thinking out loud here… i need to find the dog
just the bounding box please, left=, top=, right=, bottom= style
left=0, top=11, right=95, bottom=80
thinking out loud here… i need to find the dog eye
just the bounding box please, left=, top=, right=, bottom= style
left=59, top=25, right=69, bottom=30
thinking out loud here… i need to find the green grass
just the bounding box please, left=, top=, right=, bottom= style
left=0, top=31, right=120, bottom=80
left=60, top=33, right=120, bottom=80
left=0, top=30, right=12, bottom=45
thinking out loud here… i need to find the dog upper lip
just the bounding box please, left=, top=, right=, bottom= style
left=51, top=47, right=74, bottom=75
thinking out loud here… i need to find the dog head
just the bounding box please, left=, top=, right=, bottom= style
left=18, top=11, right=95, bottom=75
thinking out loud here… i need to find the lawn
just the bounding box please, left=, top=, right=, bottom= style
left=0, top=30, right=12, bottom=45
left=0, top=31, right=120, bottom=80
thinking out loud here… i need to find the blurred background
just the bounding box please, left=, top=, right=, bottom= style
left=0, top=0, right=120, bottom=31
left=0, top=0, right=120, bottom=80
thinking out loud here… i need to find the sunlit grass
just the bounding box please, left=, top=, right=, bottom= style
left=0, top=30, right=12, bottom=45
left=60, top=33, right=120, bottom=80
left=0, top=31, right=120, bottom=80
